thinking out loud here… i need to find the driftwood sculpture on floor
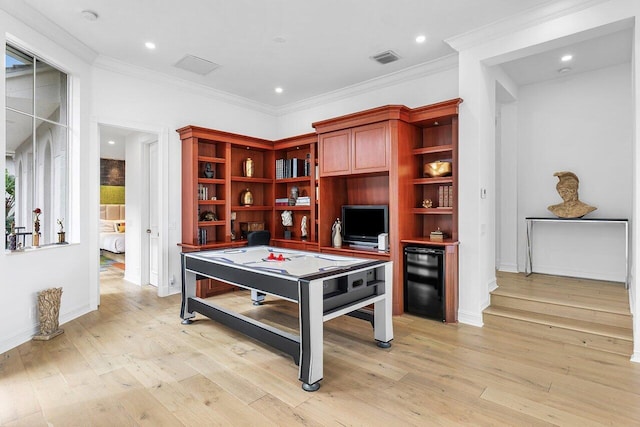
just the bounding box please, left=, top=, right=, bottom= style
left=33, top=287, right=64, bottom=341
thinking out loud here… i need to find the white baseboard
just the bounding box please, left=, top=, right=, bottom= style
left=631, top=352, right=640, bottom=364
left=497, top=263, right=518, bottom=273
left=531, top=265, right=625, bottom=284
left=0, top=304, right=93, bottom=355
left=458, top=309, right=484, bottom=327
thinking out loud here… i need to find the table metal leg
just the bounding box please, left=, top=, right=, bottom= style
left=250, top=290, right=265, bottom=305
left=180, top=264, right=197, bottom=323
left=374, top=263, right=394, bottom=347
left=525, top=219, right=533, bottom=276
left=298, top=278, right=324, bottom=392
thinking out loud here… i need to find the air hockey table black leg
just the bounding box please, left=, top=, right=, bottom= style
left=376, top=340, right=392, bottom=348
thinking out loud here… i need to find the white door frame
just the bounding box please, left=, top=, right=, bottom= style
left=141, top=139, right=159, bottom=287
left=94, top=118, right=170, bottom=298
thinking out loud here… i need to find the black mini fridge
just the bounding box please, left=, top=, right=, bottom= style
left=404, top=246, right=445, bottom=321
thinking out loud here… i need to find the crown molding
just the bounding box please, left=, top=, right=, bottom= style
left=0, top=1, right=98, bottom=64
left=445, top=0, right=609, bottom=52
left=274, top=54, right=459, bottom=116
left=93, top=56, right=278, bottom=116
left=95, top=53, right=458, bottom=118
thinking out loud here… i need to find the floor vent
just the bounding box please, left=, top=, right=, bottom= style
left=371, top=50, right=400, bottom=65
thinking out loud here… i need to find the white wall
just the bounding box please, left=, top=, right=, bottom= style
left=450, top=0, right=640, bottom=359
left=514, top=63, right=632, bottom=281
left=0, top=10, right=96, bottom=353
left=496, top=101, right=519, bottom=272
left=91, top=63, right=281, bottom=298
left=276, top=59, right=459, bottom=137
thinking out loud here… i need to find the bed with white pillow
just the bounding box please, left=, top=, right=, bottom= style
left=100, top=204, right=125, bottom=253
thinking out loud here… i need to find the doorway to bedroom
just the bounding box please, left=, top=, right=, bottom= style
left=99, top=124, right=159, bottom=287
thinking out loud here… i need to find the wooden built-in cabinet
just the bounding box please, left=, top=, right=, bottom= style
left=318, top=122, right=390, bottom=176
left=178, top=98, right=462, bottom=314
left=313, top=99, right=462, bottom=320
left=177, top=127, right=318, bottom=297
left=271, top=133, right=318, bottom=250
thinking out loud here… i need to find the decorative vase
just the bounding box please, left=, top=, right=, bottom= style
left=32, top=232, right=40, bottom=247
left=240, top=188, right=254, bottom=206
left=57, top=232, right=66, bottom=244
left=242, top=158, right=255, bottom=177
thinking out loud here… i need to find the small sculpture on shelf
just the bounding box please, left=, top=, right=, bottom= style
left=301, top=215, right=308, bottom=240
left=547, top=171, right=597, bottom=218
left=8, top=221, right=17, bottom=251
left=240, top=188, right=253, bottom=206
left=422, top=199, right=433, bottom=208
left=199, top=211, right=217, bottom=221
left=32, top=208, right=41, bottom=247
left=57, top=218, right=65, bottom=244
left=203, top=162, right=215, bottom=178
left=288, top=186, right=299, bottom=206
left=332, top=218, right=342, bottom=248
left=282, top=210, right=293, bottom=239
left=242, top=157, right=254, bottom=177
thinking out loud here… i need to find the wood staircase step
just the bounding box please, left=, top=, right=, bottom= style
left=483, top=306, right=633, bottom=357
left=490, top=293, right=632, bottom=330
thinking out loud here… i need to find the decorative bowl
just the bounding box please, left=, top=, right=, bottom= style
left=424, top=161, right=452, bottom=177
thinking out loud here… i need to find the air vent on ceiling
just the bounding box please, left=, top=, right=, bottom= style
left=174, top=54, right=219, bottom=76
left=371, top=50, right=400, bottom=65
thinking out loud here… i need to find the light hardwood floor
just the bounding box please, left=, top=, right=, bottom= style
left=2, top=270, right=640, bottom=426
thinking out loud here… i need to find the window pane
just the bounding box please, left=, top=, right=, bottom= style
left=6, top=109, right=34, bottom=242
left=5, top=45, right=34, bottom=114
left=35, top=58, right=67, bottom=125
left=35, top=119, right=68, bottom=245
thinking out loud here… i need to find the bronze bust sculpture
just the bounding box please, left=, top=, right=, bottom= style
left=547, top=171, right=596, bottom=218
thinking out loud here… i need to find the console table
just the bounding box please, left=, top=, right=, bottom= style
left=525, top=217, right=629, bottom=289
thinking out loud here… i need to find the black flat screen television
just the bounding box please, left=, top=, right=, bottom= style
left=341, top=205, right=389, bottom=247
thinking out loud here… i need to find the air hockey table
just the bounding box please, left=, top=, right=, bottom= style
left=180, top=246, right=393, bottom=391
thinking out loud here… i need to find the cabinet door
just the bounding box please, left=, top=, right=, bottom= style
left=319, top=129, right=350, bottom=177
left=351, top=122, right=389, bottom=173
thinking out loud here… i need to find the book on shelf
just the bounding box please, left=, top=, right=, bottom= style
left=295, top=196, right=311, bottom=206
left=198, top=228, right=207, bottom=245
left=198, top=184, right=208, bottom=201
left=275, top=158, right=307, bottom=179
left=304, top=153, right=311, bottom=177
left=275, top=197, right=289, bottom=206
left=436, top=185, right=453, bottom=208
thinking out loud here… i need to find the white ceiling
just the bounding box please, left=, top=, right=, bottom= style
left=16, top=0, right=568, bottom=107
left=99, top=125, right=131, bottom=160
left=4, top=1, right=633, bottom=158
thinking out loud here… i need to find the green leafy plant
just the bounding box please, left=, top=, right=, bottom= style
left=5, top=169, right=15, bottom=232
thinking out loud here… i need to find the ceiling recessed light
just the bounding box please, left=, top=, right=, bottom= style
left=275, top=87, right=283, bottom=94
left=415, top=35, right=426, bottom=43
left=558, top=67, right=572, bottom=74
left=81, top=10, right=98, bottom=21
left=273, top=36, right=287, bottom=43
left=108, top=140, right=115, bottom=145
left=561, top=54, right=573, bottom=62
left=145, top=42, right=156, bottom=50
